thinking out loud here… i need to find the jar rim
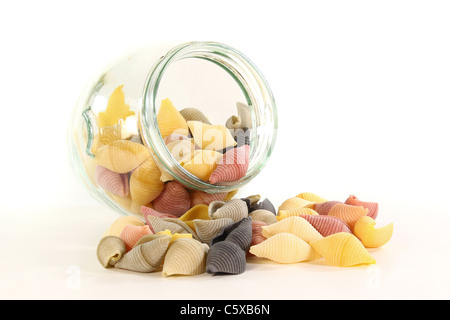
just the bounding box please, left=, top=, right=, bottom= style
left=140, top=41, right=277, bottom=193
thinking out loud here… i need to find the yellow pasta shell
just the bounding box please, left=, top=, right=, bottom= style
left=157, top=98, right=189, bottom=138
left=353, top=216, right=394, bottom=248
left=249, top=233, right=320, bottom=264
left=187, top=121, right=237, bottom=151
left=95, top=140, right=150, bottom=174
left=130, top=157, right=164, bottom=205
left=181, top=150, right=223, bottom=181
left=296, top=192, right=328, bottom=204
left=97, top=85, right=135, bottom=128
left=262, top=216, right=324, bottom=244
left=310, top=232, right=376, bottom=267
left=276, top=208, right=319, bottom=220
left=278, top=197, right=315, bottom=213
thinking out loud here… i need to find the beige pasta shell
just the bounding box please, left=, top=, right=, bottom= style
left=130, top=157, right=164, bottom=205
left=103, top=216, right=145, bottom=237
left=114, top=234, right=172, bottom=272
left=94, top=140, right=150, bottom=174
left=225, top=102, right=252, bottom=130
left=249, top=233, right=320, bottom=264
left=249, top=209, right=278, bottom=225
left=187, top=121, right=237, bottom=151
left=162, top=238, right=210, bottom=277
left=145, top=215, right=199, bottom=240
left=193, top=218, right=234, bottom=244
left=261, top=216, right=324, bottom=244
left=180, top=107, right=212, bottom=124
left=209, top=199, right=248, bottom=222
left=97, top=236, right=127, bottom=268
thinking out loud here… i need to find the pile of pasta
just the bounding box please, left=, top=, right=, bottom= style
left=97, top=192, right=394, bottom=276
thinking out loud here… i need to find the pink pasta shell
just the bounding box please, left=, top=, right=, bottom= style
left=141, top=206, right=179, bottom=220
left=189, top=190, right=227, bottom=206
left=95, top=165, right=129, bottom=197
left=344, top=194, right=379, bottom=220
left=209, top=145, right=250, bottom=184
left=152, top=181, right=191, bottom=217
left=299, top=215, right=351, bottom=237
left=119, top=225, right=152, bottom=251
left=313, top=201, right=342, bottom=215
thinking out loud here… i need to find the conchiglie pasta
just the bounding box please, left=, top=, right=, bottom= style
left=296, top=192, right=327, bottom=204
left=187, top=121, right=237, bottom=151
left=261, top=216, right=324, bottom=244
left=310, top=232, right=376, bottom=267
left=327, top=203, right=368, bottom=230
left=181, top=150, right=223, bottom=181
left=103, top=216, right=145, bottom=237
left=162, top=238, right=209, bottom=277
left=276, top=208, right=319, bottom=221
left=157, top=98, right=189, bottom=138
left=249, top=233, right=320, bottom=264
left=129, top=157, right=164, bottom=206
left=278, top=197, right=314, bottom=213
left=94, top=140, right=150, bottom=174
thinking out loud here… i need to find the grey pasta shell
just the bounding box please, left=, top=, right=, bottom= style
left=211, top=217, right=252, bottom=252
left=250, top=198, right=276, bottom=215
left=206, top=241, right=246, bottom=275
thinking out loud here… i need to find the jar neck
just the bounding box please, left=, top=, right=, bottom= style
left=139, top=41, right=277, bottom=193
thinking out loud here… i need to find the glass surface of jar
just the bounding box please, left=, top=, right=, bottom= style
left=68, top=41, right=277, bottom=217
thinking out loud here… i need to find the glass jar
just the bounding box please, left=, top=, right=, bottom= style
left=68, top=41, right=277, bottom=217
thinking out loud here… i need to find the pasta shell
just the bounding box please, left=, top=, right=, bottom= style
left=209, top=199, right=248, bottom=222
left=115, top=234, right=172, bottom=272
left=181, top=150, right=223, bottom=181
left=206, top=241, right=246, bottom=275
left=249, top=209, right=277, bottom=225
left=244, top=194, right=261, bottom=206
left=187, top=121, right=237, bottom=151
left=180, top=107, right=212, bottom=124
left=299, top=214, right=352, bottom=237
left=165, top=139, right=196, bottom=162
left=232, top=127, right=251, bottom=147
left=353, top=216, right=393, bottom=248
left=276, top=208, right=319, bottom=220
left=95, top=165, right=129, bottom=197
left=345, top=195, right=379, bottom=220
left=157, top=98, right=189, bottom=138
left=314, top=201, right=342, bottom=215
left=119, top=225, right=153, bottom=251
left=249, top=233, right=320, bottom=264
left=225, top=102, right=252, bottom=130
left=152, top=181, right=191, bottom=217
left=154, top=230, right=193, bottom=244
left=179, top=204, right=210, bottom=222
left=310, top=232, right=376, bottom=267
left=95, top=140, right=150, bottom=174
left=278, top=197, right=314, bottom=213
left=103, top=216, right=145, bottom=237
left=209, top=145, right=250, bottom=184
left=97, top=85, right=135, bottom=128
left=189, top=190, right=227, bottom=206
left=251, top=221, right=267, bottom=247
left=194, top=218, right=234, bottom=244
left=163, top=133, right=190, bottom=145
left=140, top=206, right=179, bottom=219
left=261, top=216, right=323, bottom=244
left=145, top=215, right=199, bottom=240
left=97, top=236, right=127, bottom=268
left=94, top=125, right=123, bottom=153
left=105, top=191, right=134, bottom=214
left=296, top=192, right=327, bottom=204
left=211, top=217, right=253, bottom=252
left=327, top=203, right=368, bottom=230
left=129, top=157, right=164, bottom=205
left=250, top=198, right=276, bottom=215
left=162, top=238, right=209, bottom=277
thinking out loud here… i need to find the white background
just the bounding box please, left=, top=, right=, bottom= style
left=1, top=0, right=449, bottom=300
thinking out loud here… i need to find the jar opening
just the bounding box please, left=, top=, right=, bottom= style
left=141, top=42, right=277, bottom=193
